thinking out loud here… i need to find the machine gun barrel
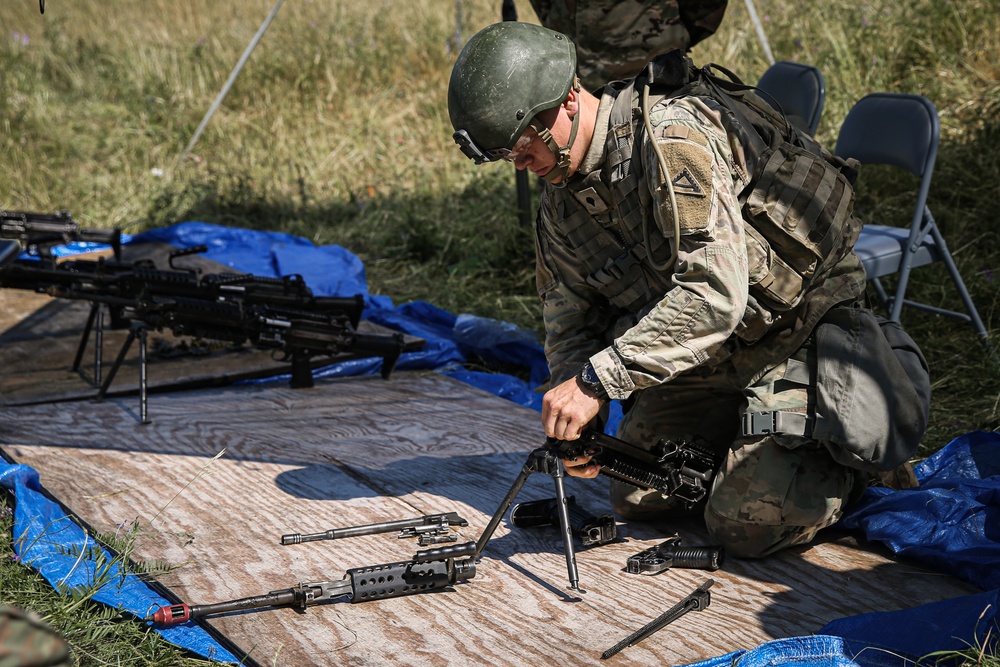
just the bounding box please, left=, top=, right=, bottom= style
left=281, top=512, right=468, bottom=545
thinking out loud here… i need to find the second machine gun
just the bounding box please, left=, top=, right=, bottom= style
left=1, top=209, right=122, bottom=262
left=0, top=241, right=415, bottom=422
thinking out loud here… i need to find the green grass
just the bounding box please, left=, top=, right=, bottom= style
left=1, top=492, right=220, bottom=666
left=1, top=0, right=999, bottom=663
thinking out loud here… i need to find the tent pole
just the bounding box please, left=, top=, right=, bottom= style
left=743, top=0, right=774, bottom=65
left=180, top=0, right=288, bottom=161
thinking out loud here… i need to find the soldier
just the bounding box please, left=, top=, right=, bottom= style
left=526, top=0, right=729, bottom=90
left=448, top=22, right=928, bottom=558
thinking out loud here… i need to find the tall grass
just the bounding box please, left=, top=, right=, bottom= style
left=1, top=1, right=999, bottom=661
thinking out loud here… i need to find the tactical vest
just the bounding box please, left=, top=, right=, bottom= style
left=550, top=51, right=862, bottom=347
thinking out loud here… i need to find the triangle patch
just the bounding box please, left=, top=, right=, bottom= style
left=671, top=167, right=706, bottom=197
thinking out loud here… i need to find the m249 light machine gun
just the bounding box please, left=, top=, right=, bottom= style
left=475, top=430, right=721, bottom=592
left=0, top=244, right=415, bottom=422
left=144, top=542, right=477, bottom=625
left=1, top=210, right=122, bottom=262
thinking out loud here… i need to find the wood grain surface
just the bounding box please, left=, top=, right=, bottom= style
left=0, top=371, right=980, bottom=667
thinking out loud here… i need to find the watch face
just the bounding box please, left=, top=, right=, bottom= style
left=581, top=363, right=600, bottom=386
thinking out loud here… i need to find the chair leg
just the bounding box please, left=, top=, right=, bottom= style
left=888, top=269, right=914, bottom=324
left=869, top=277, right=891, bottom=313
left=928, top=225, right=990, bottom=342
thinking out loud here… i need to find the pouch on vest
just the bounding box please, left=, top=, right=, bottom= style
left=695, top=65, right=863, bottom=312
left=810, top=304, right=931, bottom=472
left=743, top=142, right=861, bottom=310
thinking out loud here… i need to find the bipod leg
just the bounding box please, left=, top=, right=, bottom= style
left=474, top=448, right=545, bottom=560
left=72, top=302, right=105, bottom=385
left=97, top=325, right=136, bottom=401
left=97, top=323, right=152, bottom=424
left=550, top=458, right=582, bottom=592
left=137, top=325, right=150, bottom=424
left=475, top=448, right=583, bottom=593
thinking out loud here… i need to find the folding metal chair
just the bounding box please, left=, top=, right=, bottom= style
left=755, top=60, right=826, bottom=135
left=835, top=92, right=990, bottom=342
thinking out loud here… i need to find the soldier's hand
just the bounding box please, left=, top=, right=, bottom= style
left=542, top=376, right=603, bottom=442
left=561, top=451, right=602, bottom=479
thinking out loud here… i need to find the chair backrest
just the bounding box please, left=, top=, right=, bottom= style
left=755, top=60, right=826, bottom=135
left=834, top=93, right=939, bottom=180
left=835, top=92, right=939, bottom=238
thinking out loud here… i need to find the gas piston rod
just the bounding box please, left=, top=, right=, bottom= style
left=601, top=579, right=715, bottom=659
left=281, top=511, right=468, bottom=545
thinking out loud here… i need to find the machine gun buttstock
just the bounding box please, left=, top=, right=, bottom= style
left=351, top=332, right=406, bottom=379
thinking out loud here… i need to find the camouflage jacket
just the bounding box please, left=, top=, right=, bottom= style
left=534, top=92, right=866, bottom=398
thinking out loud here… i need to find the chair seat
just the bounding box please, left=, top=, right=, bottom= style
left=854, top=225, right=939, bottom=278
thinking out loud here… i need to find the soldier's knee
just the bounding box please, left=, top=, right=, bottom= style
left=704, top=504, right=819, bottom=558
left=610, top=479, right=699, bottom=521
left=704, top=434, right=858, bottom=558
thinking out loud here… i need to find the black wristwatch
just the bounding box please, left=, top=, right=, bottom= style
left=577, top=361, right=608, bottom=400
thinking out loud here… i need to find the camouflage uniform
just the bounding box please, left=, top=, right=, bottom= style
left=528, top=0, right=729, bottom=89
left=535, top=92, right=868, bottom=558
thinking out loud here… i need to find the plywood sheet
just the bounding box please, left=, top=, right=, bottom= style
left=0, top=372, right=980, bottom=667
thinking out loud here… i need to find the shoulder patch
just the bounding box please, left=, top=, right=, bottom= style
left=671, top=167, right=706, bottom=197
left=651, top=128, right=715, bottom=233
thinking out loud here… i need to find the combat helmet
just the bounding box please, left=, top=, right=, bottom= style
left=448, top=22, right=580, bottom=182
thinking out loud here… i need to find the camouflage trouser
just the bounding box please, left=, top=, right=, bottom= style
left=611, top=346, right=863, bottom=558
left=0, top=606, right=72, bottom=667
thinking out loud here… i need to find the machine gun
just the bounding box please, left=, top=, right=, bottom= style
left=550, top=431, right=719, bottom=509
left=0, top=244, right=415, bottom=422
left=1, top=210, right=122, bottom=262
left=475, top=430, right=721, bottom=592
left=144, top=541, right=477, bottom=625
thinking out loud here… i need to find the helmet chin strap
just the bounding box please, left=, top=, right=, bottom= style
left=535, top=79, right=582, bottom=184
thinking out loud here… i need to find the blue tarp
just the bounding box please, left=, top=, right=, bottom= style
left=0, top=463, right=238, bottom=663
left=7, top=222, right=1000, bottom=664
left=683, top=433, right=1000, bottom=667
left=838, top=430, right=1000, bottom=592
